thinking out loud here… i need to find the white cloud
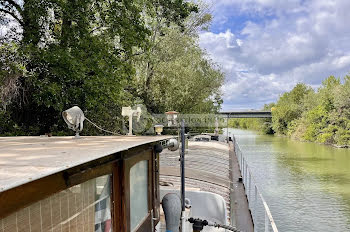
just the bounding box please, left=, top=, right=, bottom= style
left=332, top=56, right=350, bottom=69
left=200, top=0, right=350, bottom=110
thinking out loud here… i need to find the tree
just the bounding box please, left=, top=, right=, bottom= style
left=318, top=75, right=340, bottom=112
left=333, top=75, right=350, bottom=117
left=131, top=25, right=224, bottom=114
left=272, top=83, right=313, bottom=135
left=130, top=2, right=222, bottom=114
left=1, top=0, right=224, bottom=135
left=0, top=0, right=154, bottom=134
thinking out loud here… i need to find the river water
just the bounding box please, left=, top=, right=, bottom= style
left=226, top=128, right=350, bottom=232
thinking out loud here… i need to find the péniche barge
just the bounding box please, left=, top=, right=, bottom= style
left=0, top=134, right=253, bottom=232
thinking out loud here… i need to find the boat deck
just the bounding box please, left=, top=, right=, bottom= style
left=159, top=140, right=254, bottom=231
left=160, top=141, right=231, bottom=209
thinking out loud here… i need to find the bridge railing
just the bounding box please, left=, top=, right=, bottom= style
left=232, top=136, right=278, bottom=232
left=219, top=111, right=272, bottom=118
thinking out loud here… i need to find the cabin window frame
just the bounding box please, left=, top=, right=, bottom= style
left=0, top=144, right=159, bottom=232
left=123, top=149, right=154, bottom=232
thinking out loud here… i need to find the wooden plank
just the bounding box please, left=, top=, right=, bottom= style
left=133, top=214, right=152, bottom=232
left=66, top=163, right=113, bottom=187
left=153, top=152, right=160, bottom=227
left=112, top=161, right=125, bottom=232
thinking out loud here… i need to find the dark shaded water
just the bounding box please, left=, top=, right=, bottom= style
left=227, top=129, right=350, bottom=232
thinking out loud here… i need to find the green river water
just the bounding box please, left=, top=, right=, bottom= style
left=227, top=128, right=350, bottom=231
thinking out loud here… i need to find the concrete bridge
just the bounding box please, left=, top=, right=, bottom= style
left=219, top=110, right=272, bottom=118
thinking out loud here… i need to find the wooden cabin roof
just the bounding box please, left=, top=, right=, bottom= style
left=0, top=136, right=172, bottom=193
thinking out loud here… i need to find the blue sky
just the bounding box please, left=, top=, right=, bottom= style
left=199, top=0, right=350, bottom=111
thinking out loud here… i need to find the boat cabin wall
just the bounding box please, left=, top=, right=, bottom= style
left=0, top=144, right=160, bottom=232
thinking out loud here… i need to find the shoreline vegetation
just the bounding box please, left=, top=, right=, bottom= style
left=229, top=75, right=350, bottom=148
left=0, top=1, right=224, bottom=136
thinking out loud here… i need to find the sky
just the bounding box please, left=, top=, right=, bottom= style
left=199, top=0, right=350, bottom=111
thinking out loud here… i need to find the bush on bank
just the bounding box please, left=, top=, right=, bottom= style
left=281, top=76, right=350, bottom=146
left=230, top=75, right=350, bottom=147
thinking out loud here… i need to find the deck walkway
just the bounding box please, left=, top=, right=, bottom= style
left=159, top=140, right=253, bottom=231
left=229, top=142, right=254, bottom=231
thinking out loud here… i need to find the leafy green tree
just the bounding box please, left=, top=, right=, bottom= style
left=228, top=73, right=350, bottom=146
left=1, top=0, right=224, bottom=135
left=318, top=76, right=340, bottom=112
left=273, top=75, right=350, bottom=146
left=334, top=75, right=350, bottom=118
left=1, top=0, right=152, bottom=134
left=132, top=26, right=223, bottom=114
left=0, top=43, right=27, bottom=108
left=302, top=105, right=328, bottom=142
left=130, top=3, right=223, bottom=114
left=272, top=83, right=313, bottom=135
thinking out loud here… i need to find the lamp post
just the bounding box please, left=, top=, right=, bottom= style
left=214, top=116, right=219, bottom=136
left=122, top=106, right=142, bottom=136
left=154, top=125, right=164, bottom=135
left=165, top=111, right=179, bottom=127
left=62, top=106, right=85, bottom=138
left=180, top=119, right=186, bottom=232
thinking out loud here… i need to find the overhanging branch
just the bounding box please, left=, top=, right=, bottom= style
left=4, top=0, right=23, bottom=14
left=0, top=8, right=23, bottom=26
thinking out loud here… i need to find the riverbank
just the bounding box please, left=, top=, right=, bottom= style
left=287, top=132, right=349, bottom=149
left=228, top=76, right=350, bottom=148
left=272, top=77, right=350, bottom=147
left=229, top=125, right=350, bottom=149
left=226, top=128, right=350, bottom=232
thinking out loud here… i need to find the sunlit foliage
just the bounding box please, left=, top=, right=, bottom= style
left=0, top=0, right=223, bottom=135
left=274, top=76, right=350, bottom=146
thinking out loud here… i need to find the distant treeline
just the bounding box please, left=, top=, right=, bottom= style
left=228, top=104, right=274, bottom=135
left=0, top=1, right=224, bottom=135
left=229, top=75, right=350, bottom=147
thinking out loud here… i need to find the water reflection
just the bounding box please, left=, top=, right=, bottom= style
left=227, top=128, right=350, bottom=232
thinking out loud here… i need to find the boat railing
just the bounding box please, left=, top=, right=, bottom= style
left=232, top=136, right=278, bottom=232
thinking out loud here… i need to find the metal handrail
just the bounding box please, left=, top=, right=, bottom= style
left=232, top=136, right=278, bottom=232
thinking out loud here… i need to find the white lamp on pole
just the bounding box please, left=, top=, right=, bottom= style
left=122, top=106, right=142, bottom=136
left=62, top=106, right=85, bottom=138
